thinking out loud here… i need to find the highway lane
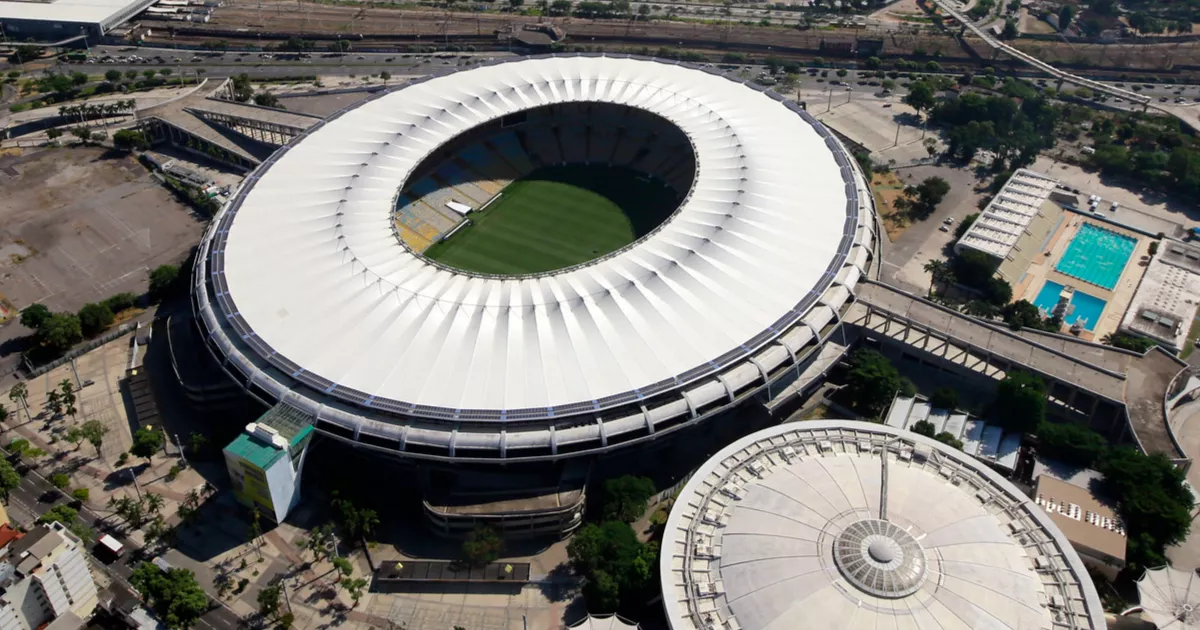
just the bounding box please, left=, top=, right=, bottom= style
left=4, top=455, right=245, bottom=630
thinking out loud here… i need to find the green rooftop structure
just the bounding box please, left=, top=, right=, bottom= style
left=223, top=403, right=315, bottom=523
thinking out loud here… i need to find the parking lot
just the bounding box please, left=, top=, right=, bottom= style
left=0, top=147, right=206, bottom=319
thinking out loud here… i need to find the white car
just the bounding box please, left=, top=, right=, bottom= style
left=943, top=217, right=954, bottom=225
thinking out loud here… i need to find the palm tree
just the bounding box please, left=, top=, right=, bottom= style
left=7, top=384, right=28, bottom=424
left=145, top=492, right=164, bottom=516
left=922, top=259, right=951, bottom=297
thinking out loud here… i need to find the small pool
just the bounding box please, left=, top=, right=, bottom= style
left=1054, top=223, right=1136, bottom=290
left=1032, top=281, right=1107, bottom=332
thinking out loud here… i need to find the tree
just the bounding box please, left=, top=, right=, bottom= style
left=50, top=473, right=70, bottom=489
left=70, top=127, right=92, bottom=143
left=0, top=458, right=21, bottom=501
left=602, top=476, right=656, bottom=523
left=45, top=390, right=63, bottom=418
left=257, top=584, right=283, bottom=620
left=379, top=70, right=391, bottom=86
left=46, top=127, right=63, bottom=140
left=20, top=304, right=51, bottom=330
left=9, top=383, right=29, bottom=423
left=112, top=129, right=148, bottom=152
left=78, top=302, right=115, bottom=337
left=913, top=177, right=950, bottom=216
left=1098, top=448, right=1193, bottom=569
left=1001, top=18, right=1018, bottom=40
left=842, top=348, right=914, bottom=417
left=79, top=420, right=109, bottom=457
left=129, top=563, right=209, bottom=630
left=341, top=577, right=368, bottom=607
left=59, top=380, right=76, bottom=422
left=636, top=3, right=649, bottom=18
left=1036, top=421, right=1107, bottom=467
left=929, top=387, right=958, bottom=410
left=37, top=313, right=82, bottom=352
left=461, top=524, right=504, bottom=566
left=955, top=213, right=978, bottom=239
left=148, top=264, right=179, bottom=301
left=65, top=428, right=85, bottom=451
left=131, top=427, right=165, bottom=462
left=904, top=81, right=936, bottom=117
left=567, top=521, right=658, bottom=614
left=105, top=69, right=122, bottom=82
left=922, top=259, right=953, bottom=297
left=146, top=492, right=165, bottom=516
left=1002, top=300, right=1047, bottom=331
left=253, top=91, right=280, bottom=108
left=934, top=431, right=964, bottom=449
left=188, top=433, right=209, bottom=456
left=992, top=371, right=1045, bottom=434
left=911, top=420, right=936, bottom=437
left=72, top=488, right=90, bottom=502
left=1057, top=5, right=1074, bottom=31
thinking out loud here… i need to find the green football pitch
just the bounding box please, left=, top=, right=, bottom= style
left=423, top=165, right=680, bottom=275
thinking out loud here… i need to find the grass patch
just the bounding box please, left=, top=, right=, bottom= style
left=1182, top=314, right=1200, bottom=359
left=424, top=164, right=679, bottom=275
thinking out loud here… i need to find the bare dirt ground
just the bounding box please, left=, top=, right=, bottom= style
left=0, top=147, right=206, bottom=318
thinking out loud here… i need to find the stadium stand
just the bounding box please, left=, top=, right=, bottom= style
left=391, top=103, right=697, bottom=253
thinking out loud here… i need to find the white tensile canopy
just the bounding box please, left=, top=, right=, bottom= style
left=566, top=614, right=639, bottom=630
left=1139, top=566, right=1200, bottom=630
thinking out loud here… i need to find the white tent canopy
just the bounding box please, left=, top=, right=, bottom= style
left=566, top=614, right=639, bottom=630
left=1139, top=566, right=1200, bottom=629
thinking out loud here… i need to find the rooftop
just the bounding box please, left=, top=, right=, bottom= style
left=0, top=0, right=153, bottom=29
left=374, top=560, right=530, bottom=583
left=1121, top=250, right=1200, bottom=350
left=955, top=169, right=1060, bottom=260
left=1034, top=476, right=1126, bottom=563
left=661, top=420, right=1105, bottom=630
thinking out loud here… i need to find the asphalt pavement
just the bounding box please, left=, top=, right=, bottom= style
left=4, top=453, right=245, bottom=630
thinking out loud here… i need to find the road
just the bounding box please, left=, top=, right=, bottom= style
left=4, top=454, right=244, bottom=630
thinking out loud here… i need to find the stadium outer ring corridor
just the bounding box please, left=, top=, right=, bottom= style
left=192, top=54, right=879, bottom=463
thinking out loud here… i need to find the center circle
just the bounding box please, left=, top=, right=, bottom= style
left=393, top=101, right=698, bottom=277
left=833, top=520, right=927, bottom=599
left=867, top=539, right=897, bottom=563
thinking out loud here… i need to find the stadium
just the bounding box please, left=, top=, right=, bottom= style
left=193, top=54, right=877, bottom=466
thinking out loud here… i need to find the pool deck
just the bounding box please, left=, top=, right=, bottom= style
left=1013, top=213, right=1150, bottom=341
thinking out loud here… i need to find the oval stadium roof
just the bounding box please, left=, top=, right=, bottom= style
left=194, top=55, right=875, bottom=458
left=660, top=420, right=1106, bottom=630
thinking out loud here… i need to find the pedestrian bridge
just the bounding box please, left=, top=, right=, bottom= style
left=849, top=280, right=1189, bottom=466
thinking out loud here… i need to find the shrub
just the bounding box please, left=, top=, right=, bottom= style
left=78, top=302, right=114, bottom=337
left=104, top=292, right=137, bottom=313
left=72, top=488, right=90, bottom=501
left=929, top=387, right=958, bottom=410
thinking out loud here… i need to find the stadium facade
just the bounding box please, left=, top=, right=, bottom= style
left=661, top=421, right=1106, bottom=630
left=194, top=55, right=877, bottom=529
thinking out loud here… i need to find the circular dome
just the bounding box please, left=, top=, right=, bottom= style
left=194, top=55, right=875, bottom=460
left=661, top=421, right=1107, bottom=630
left=833, top=519, right=926, bottom=598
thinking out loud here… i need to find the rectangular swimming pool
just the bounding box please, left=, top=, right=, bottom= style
left=1032, top=281, right=1107, bottom=332
left=1054, top=223, right=1136, bottom=290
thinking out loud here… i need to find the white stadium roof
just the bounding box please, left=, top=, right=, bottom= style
left=195, top=55, right=875, bottom=458
left=661, top=421, right=1105, bottom=630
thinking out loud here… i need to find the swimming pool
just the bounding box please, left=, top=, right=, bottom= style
left=1032, top=281, right=1107, bottom=332
left=1054, top=223, right=1136, bottom=290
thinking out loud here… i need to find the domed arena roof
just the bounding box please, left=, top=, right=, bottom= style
left=194, top=55, right=876, bottom=460
left=660, top=420, right=1106, bottom=630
